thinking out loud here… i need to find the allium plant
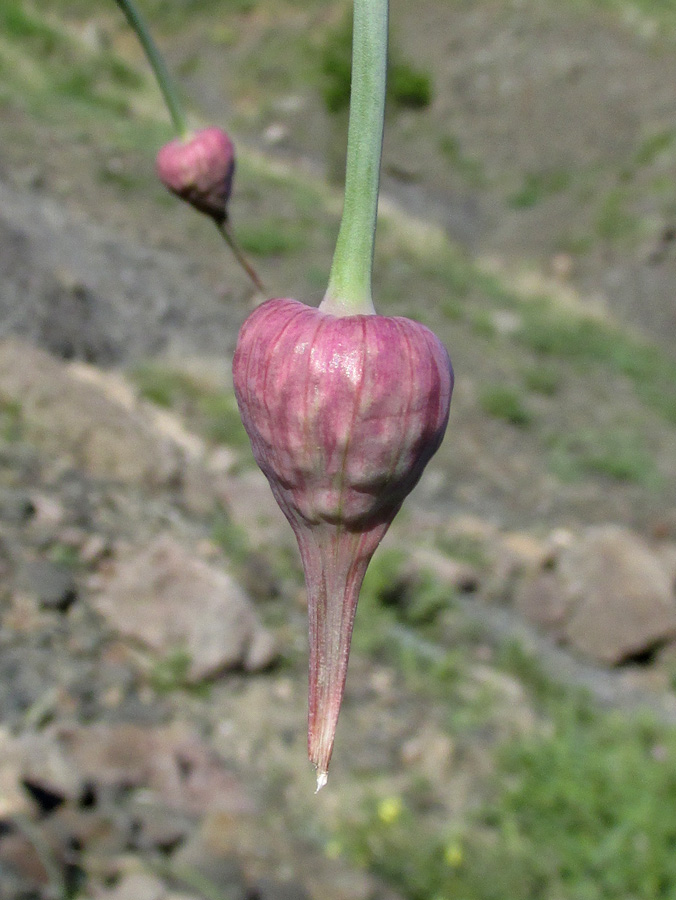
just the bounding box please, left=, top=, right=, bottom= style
left=113, top=0, right=263, bottom=291
left=233, top=0, right=453, bottom=788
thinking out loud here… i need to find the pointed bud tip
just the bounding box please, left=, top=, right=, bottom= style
left=315, top=769, right=328, bottom=793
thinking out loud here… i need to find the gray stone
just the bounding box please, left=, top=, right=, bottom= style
left=0, top=828, right=51, bottom=888
left=125, top=798, right=192, bottom=853
left=244, top=628, right=278, bottom=673
left=560, top=526, right=676, bottom=664
left=514, top=569, right=571, bottom=634
left=59, top=723, right=253, bottom=820
left=0, top=488, right=35, bottom=524
left=171, top=832, right=248, bottom=900
left=93, top=536, right=277, bottom=681
left=0, top=339, right=181, bottom=487
left=19, top=559, right=77, bottom=611
left=251, top=878, right=311, bottom=900
left=95, top=871, right=166, bottom=900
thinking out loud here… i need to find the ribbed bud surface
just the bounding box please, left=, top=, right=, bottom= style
left=155, top=127, right=235, bottom=222
left=233, top=298, right=453, bottom=785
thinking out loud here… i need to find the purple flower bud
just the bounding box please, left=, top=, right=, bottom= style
left=155, top=127, right=235, bottom=222
left=233, top=298, right=453, bottom=787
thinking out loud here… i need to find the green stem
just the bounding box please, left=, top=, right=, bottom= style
left=113, top=0, right=188, bottom=138
left=321, top=0, right=388, bottom=316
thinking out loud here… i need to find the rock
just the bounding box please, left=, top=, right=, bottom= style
left=399, top=724, right=454, bottom=780
left=149, top=727, right=254, bottom=818
left=0, top=728, right=31, bottom=817
left=125, top=797, right=192, bottom=853
left=499, top=531, right=555, bottom=568
left=19, top=559, right=78, bottom=611
left=165, top=894, right=203, bottom=900
left=560, top=526, right=676, bottom=664
left=216, top=469, right=290, bottom=549
left=244, top=628, right=278, bottom=673
left=180, top=462, right=218, bottom=517
left=93, top=536, right=277, bottom=681
left=409, top=547, right=480, bottom=593
left=239, top=552, right=280, bottom=602
left=15, top=728, right=83, bottom=803
left=60, top=722, right=254, bottom=818
left=0, top=339, right=181, bottom=487
left=170, top=831, right=248, bottom=900
left=80, top=534, right=110, bottom=566
left=656, top=541, right=676, bottom=586
left=59, top=723, right=157, bottom=791
left=0, top=488, right=35, bottom=524
left=514, top=569, right=570, bottom=633
left=251, top=878, right=312, bottom=900
left=43, top=804, right=130, bottom=859
left=95, top=871, right=167, bottom=900
left=0, top=827, right=52, bottom=888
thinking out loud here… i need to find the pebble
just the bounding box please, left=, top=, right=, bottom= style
left=251, top=878, right=312, bottom=900
left=95, top=871, right=166, bottom=900
left=19, top=558, right=78, bottom=611
left=93, top=536, right=278, bottom=681
left=0, top=488, right=35, bottom=524
left=170, top=832, right=248, bottom=899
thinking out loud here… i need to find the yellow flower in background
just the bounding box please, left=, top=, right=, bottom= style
left=377, top=795, right=403, bottom=825
left=444, top=841, right=463, bottom=867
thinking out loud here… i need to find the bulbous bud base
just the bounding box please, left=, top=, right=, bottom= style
left=233, top=298, right=453, bottom=783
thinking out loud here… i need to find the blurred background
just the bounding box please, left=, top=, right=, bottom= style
left=2, top=1, right=676, bottom=898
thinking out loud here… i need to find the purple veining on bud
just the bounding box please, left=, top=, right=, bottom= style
left=155, top=126, right=235, bottom=223
left=233, top=298, right=453, bottom=787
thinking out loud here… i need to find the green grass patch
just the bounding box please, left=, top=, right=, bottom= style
left=596, top=188, right=641, bottom=242
left=0, top=399, right=23, bottom=442
left=479, top=385, right=532, bottom=428
left=148, top=648, right=209, bottom=696
left=550, top=428, right=661, bottom=486
left=438, top=134, right=485, bottom=186
left=132, top=365, right=250, bottom=449
left=633, top=127, right=676, bottom=167
left=516, top=304, right=676, bottom=425
left=435, top=533, right=489, bottom=570
left=332, top=636, right=676, bottom=900
left=508, top=170, right=572, bottom=209
left=236, top=218, right=308, bottom=257
left=477, top=706, right=676, bottom=900
left=210, top=509, right=252, bottom=567
left=522, top=364, right=560, bottom=396
left=320, top=11, right=432, bottom=113
left=469, top=309, right=498, bottom=339
left=353, top=548, right=458, bottom=674
left=1, top=0, right=147, bottom=126
left=388, top=61, right=432, bottom=109
left=1, top=1, right=61, bottom=53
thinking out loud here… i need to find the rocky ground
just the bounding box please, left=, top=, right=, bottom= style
left=0, top=218, right=675, bottom=897
left=2, top=0, right=676, bottom=898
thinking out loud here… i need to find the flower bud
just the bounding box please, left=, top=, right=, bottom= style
left=155, top=126, right=235, bottom=223
left=233, top=298, right=453, bottom=787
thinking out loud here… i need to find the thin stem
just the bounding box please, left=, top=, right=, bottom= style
left=322, top=0, right=388, bottom=316
left=218, top=221, right=266, bottom=293
left=113, top=0, right=188, bottom=138
left=113, top=0, right=264, bottom=291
